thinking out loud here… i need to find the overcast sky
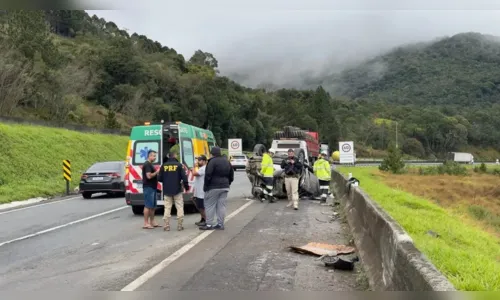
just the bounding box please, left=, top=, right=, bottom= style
left=86, top=0, right=500, bottom=87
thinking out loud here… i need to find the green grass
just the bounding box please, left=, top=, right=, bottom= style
left=0, top=123, right=128, bottom=203
left=337, top=167, right=500, bottom=291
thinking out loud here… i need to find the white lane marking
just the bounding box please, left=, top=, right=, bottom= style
left=0, top=196, right=81, bottom=216
left=0, top=206, right=128, bottom=247
left=121, top=200, right=254, bottom=291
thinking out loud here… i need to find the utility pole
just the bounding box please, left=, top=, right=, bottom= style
left=395, top=121, right=398, bottom=149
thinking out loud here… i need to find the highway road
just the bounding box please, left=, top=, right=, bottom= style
left=0, top=171, right=366, bottom=291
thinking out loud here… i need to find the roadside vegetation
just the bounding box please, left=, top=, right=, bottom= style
left=0, top=123, right=128, bottom=203
left=0, top=11, right=500, bottom=159
left=337, top=166, right=500, bottom=291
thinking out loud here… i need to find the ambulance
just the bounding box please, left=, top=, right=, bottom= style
left=124, top=121, right=217, bottom=215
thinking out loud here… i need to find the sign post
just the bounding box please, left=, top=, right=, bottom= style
left=339, top=141, right=355, bottom=165
left=228, top=138, right=243, bottom=156
left=63, top=159, right=71, bottom=195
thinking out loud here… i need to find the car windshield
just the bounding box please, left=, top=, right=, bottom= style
left=87, top=162, right=122, bottom=172
left=232, top=155, right=246, bottom=159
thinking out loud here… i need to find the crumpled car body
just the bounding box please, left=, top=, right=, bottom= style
left=246, top=155, right=321, bottom=199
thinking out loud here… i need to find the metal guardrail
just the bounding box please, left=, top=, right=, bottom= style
left=334, top=160, right=499, bottom=167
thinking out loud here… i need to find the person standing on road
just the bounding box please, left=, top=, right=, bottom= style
left=191, top=155, right=208, bottom=226
left=158, top=151, right=189, bottom=231
left=313, top=151, right=332, bottom=202
left=142, top=150, right=160, bottom=229
left=260, top=148, right=276, bottom=203
left=199, top=146, right=234, bottom=230
left=281, top=149, right=303, bottom=210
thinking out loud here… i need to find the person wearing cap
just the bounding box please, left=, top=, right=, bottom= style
left=314, top=150, right=332, bottom=202
left=199, top=146, right=234, bottom=230
left=158, top=151, right=189, bottom=231
left=280, top=149, right=303, bottom=210
left=191, top=155, right=208, bottom=226
left=260, top=148, right=276, bottom=203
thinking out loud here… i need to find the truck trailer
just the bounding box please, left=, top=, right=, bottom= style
left=447, top=152, right=474, bottom=164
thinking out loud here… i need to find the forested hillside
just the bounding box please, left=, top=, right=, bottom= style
left=0, top=10, right=499, bottom=160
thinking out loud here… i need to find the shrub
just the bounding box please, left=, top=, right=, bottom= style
left=419, top=161, right=469, bottom=176
left=379, top=145, right=406, bottom=174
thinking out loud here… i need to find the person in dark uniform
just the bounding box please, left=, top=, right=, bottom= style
left=158, top=151, right=189, bottom=231
left=281, top=149, right=303, bottom=210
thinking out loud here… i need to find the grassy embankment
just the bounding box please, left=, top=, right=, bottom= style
left=336, top=166, right=500, bottom=291
left=0, top=123, right=128, bottom=204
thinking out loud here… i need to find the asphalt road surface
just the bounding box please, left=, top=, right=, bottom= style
left=0, top=171, right=366, bottom=291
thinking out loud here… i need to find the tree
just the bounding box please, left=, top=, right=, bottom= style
left=379, top=145, right=406, bottom=174
left=402, top=138, right=425, bottom=158
left=6, top=10, right=59, bottom=66
left=188, top=50, right=218, bottom=69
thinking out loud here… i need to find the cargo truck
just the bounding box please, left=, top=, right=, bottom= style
left=270, top=126, right=320, bottom=164
left=447, top=152, right=474, bottom=164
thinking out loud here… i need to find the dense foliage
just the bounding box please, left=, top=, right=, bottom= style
left=0, top=10, right=499, bottom=159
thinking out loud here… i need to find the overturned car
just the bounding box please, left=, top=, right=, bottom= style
left=245, top=144, right=321, bottom=200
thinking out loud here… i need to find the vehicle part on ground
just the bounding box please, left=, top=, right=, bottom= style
left=322, top=256, right=356, bottom=271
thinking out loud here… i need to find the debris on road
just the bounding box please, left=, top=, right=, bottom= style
left=289, top=242, right=356, bottom=256
left=321, top=255, right=358, bottom=271
left=315, top=217, right=329, bottom=223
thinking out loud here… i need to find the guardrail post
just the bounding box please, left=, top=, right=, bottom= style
left=63, top=159, right=71, bottom=195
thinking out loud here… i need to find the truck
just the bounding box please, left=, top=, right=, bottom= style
left=270, top=126, right=320, bottom=164
left=447, top=152, right=474, bottom=164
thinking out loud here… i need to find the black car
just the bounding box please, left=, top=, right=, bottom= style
left=79, top=161, right=126, bottom=199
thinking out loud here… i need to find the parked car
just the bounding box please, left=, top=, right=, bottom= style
left=79, top=161, right=126, bottom=199
left=230, top=154, right=248, bottom=170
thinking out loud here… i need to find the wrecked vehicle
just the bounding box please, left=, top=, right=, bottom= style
left=246, top=143, right=321, bottom=200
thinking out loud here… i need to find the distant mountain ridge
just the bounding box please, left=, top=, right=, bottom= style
left=229, top=32, right=500, bottom=106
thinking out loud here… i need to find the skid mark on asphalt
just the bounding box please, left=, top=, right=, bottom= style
left=0, top=206, right=128, bottom=247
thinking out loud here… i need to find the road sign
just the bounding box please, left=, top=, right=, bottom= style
left=228, top=138, right=242, bottom=155
left=63, top=159, right=71, bottom=195
left=339, top=141, right=355, bottom=164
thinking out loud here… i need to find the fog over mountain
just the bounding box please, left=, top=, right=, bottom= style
left=90, top=0, right=500, bottom=92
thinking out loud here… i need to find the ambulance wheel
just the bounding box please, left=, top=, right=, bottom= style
left=82, top=192, right=92, bottom=199
left=132, top=205, right=143, bottom=215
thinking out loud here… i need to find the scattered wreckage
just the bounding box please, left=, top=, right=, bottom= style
left=245, top=143, right=321, bottom=200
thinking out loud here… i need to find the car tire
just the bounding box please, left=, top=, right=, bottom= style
left=132, top=205, right=144, bottom=215
left=82, top=192, right=92, bottom=199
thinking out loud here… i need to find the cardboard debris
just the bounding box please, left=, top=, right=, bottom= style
left=289, top=242, right=356, bottom=256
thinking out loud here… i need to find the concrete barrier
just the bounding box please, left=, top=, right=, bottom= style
left=331, top=170, right=456, bottom=291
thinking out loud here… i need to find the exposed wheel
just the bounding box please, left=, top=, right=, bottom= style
left=82, top=192, right=92, bottom=199
left=252, top=144, right=267, bottom=157
left=251, top=186, right=263, bottom=199
left=132, top=205, right=143, bottom=215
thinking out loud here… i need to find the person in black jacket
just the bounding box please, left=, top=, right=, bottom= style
left=158, top=152, right=189, bottom=231
left=199, top=146, right=234, bottom=230
left=280, top=149, right=303, bottom=210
